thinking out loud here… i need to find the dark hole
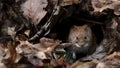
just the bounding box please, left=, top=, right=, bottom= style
left=42, top=59, right=50, bottom=63
left=32, top=56, right=38, bottom=59
left=76, top=37, right=79, bottom=40
left=84, top=36, right=87, bottom=39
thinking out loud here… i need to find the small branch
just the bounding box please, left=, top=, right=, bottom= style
left=28, top=0, right=59, bottom=43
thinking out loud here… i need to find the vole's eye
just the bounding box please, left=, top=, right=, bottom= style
left=76, top=37, right=79, bottom=40
left=84, top=36, right=87, bottom=39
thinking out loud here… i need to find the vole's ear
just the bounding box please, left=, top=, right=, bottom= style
left=81, top=25, right=89, bottom=29
left=83, top=25, right=88, bottom=28
left=72, top=25, right=78, bottom=29
left=82, top=25, right=91, bottom=32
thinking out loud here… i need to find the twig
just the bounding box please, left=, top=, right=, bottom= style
left=28, top=0, right=59, bottom=43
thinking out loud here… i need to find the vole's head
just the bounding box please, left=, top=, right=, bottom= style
left=68, top=25, right=92, bottom=47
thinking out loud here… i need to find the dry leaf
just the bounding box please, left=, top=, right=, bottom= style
left=96, top=52, right=120, bottom=68
left=36, top=37, right=61, bottom=53
left=16, top=41, right=44, bottom=66
left=70, top=60, right=98, bottom=68
left=21, top=0, right=48, bottom=25
left=16, top=38, right=60, bottom=66
left=0, top=44, right=6, bottom=68
left=91, top=0, right=120, bottom=15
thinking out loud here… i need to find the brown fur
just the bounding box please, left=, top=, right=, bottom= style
left=68, top=25, right=96, bottom=54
